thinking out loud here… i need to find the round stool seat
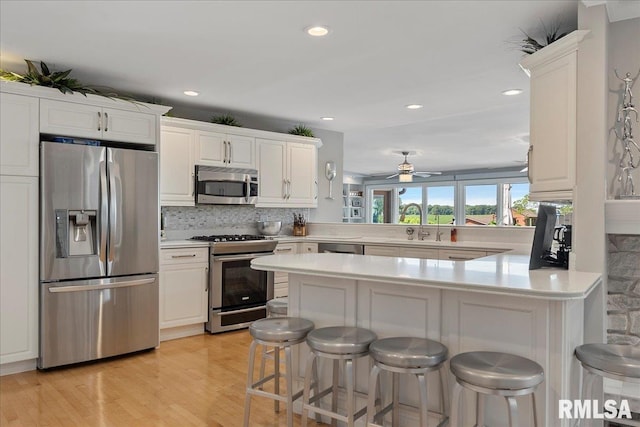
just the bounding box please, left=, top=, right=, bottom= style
left=370, top=337, right=448, bottom=369
left=575, top=343, right=640, bottom=378
left=267, top=298, right=288, bottom=316
left=250, top=317, right=314, bottom=343
left=450, top=351, right=544, bottom=390
left=307, top=326, right=377, bottom=355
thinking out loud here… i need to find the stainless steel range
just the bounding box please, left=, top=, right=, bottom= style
left=192, top=235, right=277, bottom=333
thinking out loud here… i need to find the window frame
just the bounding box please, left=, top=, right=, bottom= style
left=365, top=176, right=530, bottom=226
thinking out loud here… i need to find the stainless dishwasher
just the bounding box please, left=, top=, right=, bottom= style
left=317, top=242, right=364, bottom=255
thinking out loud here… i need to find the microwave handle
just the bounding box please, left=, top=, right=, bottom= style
left=245, top=175, right=250, bottom=203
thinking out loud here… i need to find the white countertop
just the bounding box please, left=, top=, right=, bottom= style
left=251, top=252, right=601, bottom=300
left=274, top=235, right=524, bottom=252
left=160, top=239, right=210, bottom=249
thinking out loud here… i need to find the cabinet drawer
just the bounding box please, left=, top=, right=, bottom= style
left=365, top=245, right=399, bottom=257
left=439, top=249, right=487, bottom=261
left=275, top=243, right=297, bottom=254
left=400, top=247, right=438, bottom=259
left=160, top=247, right=208, bottom=265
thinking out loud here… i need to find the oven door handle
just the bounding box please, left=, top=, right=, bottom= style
left=214, top=305, right=266, bottom=316
left=212, top=252, right=274, bottom=262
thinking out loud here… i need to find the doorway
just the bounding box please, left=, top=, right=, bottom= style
left=372, top=190, right=392, bottom=223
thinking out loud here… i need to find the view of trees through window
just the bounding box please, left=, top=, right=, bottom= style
left=372, top=178, right=545, bottom=226
left=464, top=185, right=497, bottom=226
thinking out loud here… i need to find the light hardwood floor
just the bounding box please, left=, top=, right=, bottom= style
left=0, top=330, right=325, bottom=427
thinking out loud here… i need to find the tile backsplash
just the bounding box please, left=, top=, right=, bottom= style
left=162, top=205, right=310, bottom=238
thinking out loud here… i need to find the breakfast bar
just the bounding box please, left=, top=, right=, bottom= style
left=252, top=252, right=604, bottom=426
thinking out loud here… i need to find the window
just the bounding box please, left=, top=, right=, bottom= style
left=398, top=186, right=422, bottom=224
left=427, top=186, right=455, bottom=224
left=464, top=185, right=497, bottom=226
left=365, top=174, right=531, bottom=227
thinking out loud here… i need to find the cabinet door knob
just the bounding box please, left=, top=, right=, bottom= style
left=97, top=112, right=102, bottom=131
left=104, top=112, right=109, bottom=132
left=527, top=145, right=533, bottom=183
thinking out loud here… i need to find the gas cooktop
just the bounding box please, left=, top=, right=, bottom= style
left=190, top=234, right=277, bottom=255
left=191, top=234, right=268, bottom=242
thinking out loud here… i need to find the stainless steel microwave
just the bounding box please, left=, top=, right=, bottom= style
left=195, top=165, right=258, bottom=205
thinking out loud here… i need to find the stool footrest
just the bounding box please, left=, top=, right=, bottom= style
left=303, top=403, right=368, bottom=423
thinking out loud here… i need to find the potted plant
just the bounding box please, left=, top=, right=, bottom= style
left=287, top=124, right=314, bottom=138
left=211, top=113, right=242, bottom=127
left=1, top=59, right=136, bottom=101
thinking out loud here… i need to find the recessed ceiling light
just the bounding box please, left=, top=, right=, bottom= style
left=306, top=26, right=330, bottom=37
left=321, top=117, right=334, bottom=121
left=405, top=104, right=423, bottom=110
left=501, top=89, right=523, bottom=96
left=183, top=90, right=199, bottom=97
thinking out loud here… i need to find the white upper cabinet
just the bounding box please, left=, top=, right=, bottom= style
left=287, top=142, right=317, bottom=205
left=160, top=117, right=321, bottom=207
left=0, top=93, right=39, bottom=176
left=40, top=99, right=157, bottom=145
left=519, top=30, right=589, bottom=201
left=256, top=138, right=318, bottom=207
left=160, top=126, right=195, bottom=206
left=195, top=130, right=255, bottom=169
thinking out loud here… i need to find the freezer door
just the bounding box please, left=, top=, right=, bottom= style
left=107, top=148, right=159, bottom=277
left=40, top=142, right=107, bottom=281
left=39, top=274, right=159, bottom=369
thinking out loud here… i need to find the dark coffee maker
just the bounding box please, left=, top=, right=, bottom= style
left=553, top=225, right=572, bottom=268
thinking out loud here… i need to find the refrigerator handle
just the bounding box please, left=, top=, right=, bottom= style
left=100, top=158, right=109, bottom=273
left=107, top=149, right=119, bottom=272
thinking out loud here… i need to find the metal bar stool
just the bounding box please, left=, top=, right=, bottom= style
left=243, top=316, right=314, bottom=427
left=449, top=351, right=544, bottom=427
left=259, top=297, right=289, bottom=382
left=301, top=326, right=377, bottom=427
left=366, top=337, right=449, bottom=427
left=575, top=343, right=640, bottom=427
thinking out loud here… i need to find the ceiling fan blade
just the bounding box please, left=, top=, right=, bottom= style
left=386, top=173, right=399, bottom=179
left=415, top=171, right=442, bottom=175
left=520, top=166, right=528, bottom=172
left=413, top=173, right=432, bottom=178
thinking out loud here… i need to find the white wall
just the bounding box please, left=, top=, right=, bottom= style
left=607, top=17, right=640, bottom=197
left=574, top=3, right=609, bottom=274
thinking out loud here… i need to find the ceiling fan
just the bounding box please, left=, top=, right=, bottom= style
left=386, top=151, right=442, bottom=182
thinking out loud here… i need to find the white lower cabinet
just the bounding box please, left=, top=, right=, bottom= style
left=365, top=245, right=399, bottom=257
left=439, top=249, right=487, bottom=261
left=300, top=242, right=318, bottom=253
left=159, top=247, right=209, bottom=336
left=365, top=245, right=488, bottom=261
left=273, top=242, right=298, bottom=297
left=0, top=176, right=38, bottom=369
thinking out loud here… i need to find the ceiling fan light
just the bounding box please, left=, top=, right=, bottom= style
left=399, top=173, right=413, bottom=183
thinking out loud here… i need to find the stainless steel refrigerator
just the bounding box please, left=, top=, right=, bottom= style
left=39, top=141, right=160, bottom=369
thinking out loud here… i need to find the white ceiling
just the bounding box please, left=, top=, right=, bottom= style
left=0, top=0, right=580, bottom=177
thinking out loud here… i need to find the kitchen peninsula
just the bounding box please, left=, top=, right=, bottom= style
left=252, top=252, right=603, bottom=426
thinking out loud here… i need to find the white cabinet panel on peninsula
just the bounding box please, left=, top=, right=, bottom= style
left=256, top=138, right=318, bottom=207
left=40, top=99, right=157, bottom=145
left=159, top=247, right=209, bottom=341
left=519, top=30, right=588, bottom=202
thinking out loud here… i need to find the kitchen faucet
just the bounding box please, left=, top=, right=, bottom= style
left=399, top=203, right=429, bottom=240
left=436, top=214, right=443, bottom=241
